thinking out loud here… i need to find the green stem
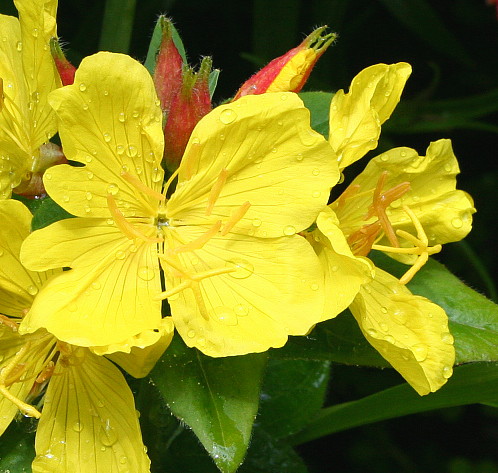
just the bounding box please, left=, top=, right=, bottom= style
left=99, top=0, right=137, bottom=53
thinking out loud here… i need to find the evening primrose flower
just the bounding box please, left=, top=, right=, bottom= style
left=21, top=52, right=342, bottom=357
left=0, top=0, right=64, bottom=198
left=0, top=200, right=151, bottom=473
left=315, top=64, right=475, bottom=394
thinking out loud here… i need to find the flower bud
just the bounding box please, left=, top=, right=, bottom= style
left=234, top=26, right=336, bottom=100
left=163, top=57, right=212, bottom=171
left=153, top=17, right=184, bottom=118
left=50, top=38, right=76, bottom=86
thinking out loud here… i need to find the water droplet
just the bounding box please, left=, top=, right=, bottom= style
left=252, top=218, right=262, bottom=227
left=32, top=28, right=39, bottom=37
left=115, top=250, right=126, bottom=260
left=380, top=154, right=389, bottom=162
left=63, top=195, right=70, bottom=202
left=129, top=244, right=138, bottom=253
left=126, top=145, right=138, bottom=157
left=219, top=108, right=237, bottom=124
left=132, top=110, right=139, bottom=118
left=380, top=306, right=388, bottom=314
left=103, top=132, right=111, bottom=143
left=85, top=192, right=93, bottom=201
left=100, top=422, right=118, bottom=447
left=16, top=41, right=22, bottom=51
left=151, top=167, right=163, bottom=182
left=379, top=322, right=388, bottom=332
left=280, top=94, right=288, bottom=101
left=106, top=218, right=114, bottom=225
left=85, top=155, right=92, bottom=163
left=400, top=150, right=407, bottom=157
left=412, top=343, right=428, bottom=362
left=441, top=332, right=454, bottom=344
left=87, top=171, right=94, bottom=180
left=215, top=306, right=238, bottom=326
left=31, top=91, right=39, bottom=103
left=118, top=112, right=126, bottom=123
left=234, top=304, right=249, bottom=316
left=119, top=456, right=127, bottom=465
left=91, top=282, right=101, bottom=290
left=27, top=285, right=38, bottom=296
left=312, top=190, right=321, bottom=198
left=310, top=282, right=319, bottom=291
left=442, top=365, right=453, bottom=379
left=187, top=329, right=196, bottom=338
left=312, top=168, right=320, bottom=176
left=366, top=328, right=378, bottom=337
left=392, top=309, right=407, bottom=325
left=227, top=259, right=254, bottom=279
left=296, top=153, right=303, bottom=161
left=72, top=421, right=83, bottom=432
left=107, top=183, right=119, bottom=195
left=138, top=266, right=155, bottom=281
left=283, top=225, right=296, bottom=236
left=444, top=163, right=453, bottom=172
left=79, top=83, right=87, bottom=92
left=451, top=217, right=463, bottom=229
left=44, top=172, right=52, bottom=180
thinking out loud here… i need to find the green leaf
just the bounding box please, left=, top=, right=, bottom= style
left=372, top=253, right=498, bottom=363
left=150, top=336, right=267, bottom=473
left=0, top=421, right=35, bottom=472
left=31, top=196, right=74, bottom=231
left=290, top=362, right=498, bottom=445
left=258, top=359, right=331, bottom=439
left=208, top=69, right=221, bottom=99
left=99, top=0, right=136, bottom=54
left=300, top=91, right=333, bottom=138
left=238, top=427, right=309, bottom=473
left=12, top=194, right=45, bottom=215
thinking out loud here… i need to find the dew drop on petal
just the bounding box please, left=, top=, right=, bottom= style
left=312, top=168, right=320, bottom=176
left=366, top=328, right=378, bottom=337
left=442, top=366, right=453, bottom=379
left=380, top=306, right=388, bottom=314
left=107, top=183, right=119, bottom=195
left=219, top=108, right=237, bottom=124
left=16, top=41, right=22, bottom=51
left=412, top=343, right=428, bottom=362
left=27, top=285, right=38, bottom=296
left=252, top=218, right=262, bottom=227
left=115, top=250, right=126, bottom=260
left=72, top=421, right=83, bottom=432
left=118, top=112, right=126, bottom=123
left=283, top=225, right=296, bottom=236
left=138, top=266, right=155, bottom=281
left=187, top=329, right=196, bottom=338
left=310, top=282, right=319, bottom=291
left=215, top=306, right=238, bottom=326
left=441, top=332, right=454, bottom=344
left=79, top=83, right=87, bottom=92
left=103, top=132, right=111, bottom=143
left=312, top=190, right=321, bottom=198
left=451, top=218, right=463, bottom=229
left=234, top=304, right=249, bottom=316
left=227, top=259, right=254, bottom=279
left=91, top=282, right=101, bottom=290
left=99, top=423, right=118, bottom=447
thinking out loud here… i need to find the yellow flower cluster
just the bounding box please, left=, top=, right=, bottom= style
left=0, top=1, right=475, bottom=472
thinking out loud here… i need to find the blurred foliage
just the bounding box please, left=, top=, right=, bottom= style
left=1, top=0, right=497, bottom=472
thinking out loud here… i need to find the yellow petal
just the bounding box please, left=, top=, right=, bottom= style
left=103, top=318, right=174, bottom=378
left=310, top=207, right=373, bottom=320
left=169, top=92, right=339, bottom=238
left=164, top=226, right=325, bottom=356
left=0, top=200, right=60, bottom=317
left=335, top=139, right=475, bottom=263
left=0, top=329, right=55, bottom=435
left=350, top=267, right=455, bottom=395
left=20, top=219, right=162, bottom=347
left=32, top=348, right=150, bottom=473
left=47, top=51, right=164, bottom=218
left=329, top=63, right=411, bottom=169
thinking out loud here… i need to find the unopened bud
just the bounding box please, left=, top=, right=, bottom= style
left=234, top=26, right=336, bottom=100
left=153, top=17, right=184, bottom=117
left=50, top=38, right=76, bottom=86
left=163, top=57, right=212, bottom=171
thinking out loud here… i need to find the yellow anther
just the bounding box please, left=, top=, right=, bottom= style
left=347, top=221, right=382, bottom=256
left=221, top=201, right=251, bottom=236
left=107, top=194, right=162, bottom=243
left=121, top=171, right=165, bottom=201
left=372, top=206, right=442, bottom=284
left=365, top=171, right=411, bottom=248
left=0, top=343, right=42, bottom=419
left=335, top=184, right=361, bottom=209
left=206, top=169, right=229, bottom=216
left=172, top=221, right=222, bottom=253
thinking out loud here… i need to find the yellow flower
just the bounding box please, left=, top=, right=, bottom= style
left=316, top=63, right=475, bottom=394
left=0, top=200, right=151, bottom=473
left=21, top=52, right=342, bottom=357
left=0, top=0, right=63, bottom=198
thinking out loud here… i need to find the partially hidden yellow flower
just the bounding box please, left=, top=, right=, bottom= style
left=0, top=200, right=152, bottom=473
left=0, top=0, right=64, bottom=198
left=315, top=63, right=475, bottom=394
left=20, top=51, right=343, bottom=357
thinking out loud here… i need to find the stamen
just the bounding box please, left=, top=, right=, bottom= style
left=107, top=194, right=162, bottom=243
left=181, top=142, right=202, bottom=181
left=190, top=282, right=210, bottom=320
left=0, top=343, right=42, bottom=418
left=372, top=206, right=442, bottom=284
left=157, top=253, right=191, bottom=278
left=335, top=184, right=361, bottom=209
left=206, top=169, right=229, bottom=216
left=221, top=201, right=251, bottom=236
left=121, top=171, right=165, bottom=201
left=0, top=314, right=19, bottom=331
left=364, top=171, right=411, bottom=247
left=347, top=221, right=382, bottom=256
left=35, top=361, right=55, bottom=384
left=191, top=266, right=237, bottom=281
left=154, top=280, right=192, bottom=300
left=162, top=167, right=180, bottom=199
left=171, top=221, right=222, bottom=253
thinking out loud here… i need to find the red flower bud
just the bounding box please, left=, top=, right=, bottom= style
left=163, top=57, right=212, bottom=171
left=153, top=17, right=184, bottom=118
left=234, top=26, right=336, bottom=100
left=50, top=38, right=76, bottom=86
